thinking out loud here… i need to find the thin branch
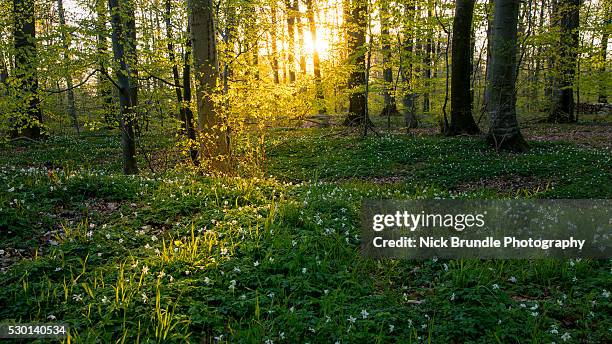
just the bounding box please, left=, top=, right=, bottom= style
left=138, top=69, right=183, bottom=88
left=44, top=69, right=98, bottom=94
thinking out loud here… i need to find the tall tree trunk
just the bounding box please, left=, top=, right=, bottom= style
left=422, top=0, right=433, bottom=114
left=188, top=0, right=231, bottom=172
left=481, top=0, right=493, bottom=114
left=401, top=2, right=418, bottom=129
left=343, top=0, right=369, bottom=126
left=222, top=1, right=235, bottom=95
left=449, top=0, right=480, bottom=135
left=95, top=0, right=115, bottom=127
left=270, top=2, right=280, bottom=84
left=305, top=0, right=326, bottom=113
left=182, top=25, right=198, bottom=164
left=532, top=0, right=546, bottom=107
left=598, top=5, right=609, bottom=103
left=11, top=0, right=43, bottom=139
left=297, top=1, right=307, bottom=75
left=379, top=2, right=399, bottom=118
left=548, top=0, right=580, bottom=123
left=285, top=0, right=297, bottom=83
left=486, top=0, right=527, bottom=152
left=109, top=0, right=139, bottom=174
left=57, top=0, right=79, bottom=132
left=165, top=0, right=184, bottom=129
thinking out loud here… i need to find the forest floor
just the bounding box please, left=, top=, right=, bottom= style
left=0, top=121, right=611, bottom=343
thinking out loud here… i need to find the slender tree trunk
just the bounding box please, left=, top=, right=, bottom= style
left=109, top=0, right=139, bottom=174
left=0, top=63, right=7, bottom=90
left=598, top=6, right=609, bottom=103
left=222, top=1, right=235, bottom=94
left=188, top=0, right=231, bottom=172
left=305, top=0, right=326, bottom=113
left=532, top=0, right=546, bottom=107
left=449, top=0, right=480, bottom=135
left=165, top=0, right=184, bottom=130
left=285, top=0, right=297, bottom=83
left=270, top=2, right=280, bottom=84
left=11, top=0, right=43, bottom=139
left=422, top=0, right=433, bottom=114
left=297, top=1, right=307, bottom=75
left=379, top=2, right=399, bottom=118
left=548, top=0, right=580, bottom=122
left=481, top=0, right=493, bottom=114
left=401, top=2, right=418, bottom=129
left=182, top=25, right=198, bottom=164
left=486, top=0, right=527, bottom=152
left=343, top=0, right=369, bottom=126
left=95, top=0, right=115, bottom=127
left=57, top=0, right=79, bottom=132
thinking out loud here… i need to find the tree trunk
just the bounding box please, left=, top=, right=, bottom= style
left=270, top=2, right=280, bottom=84
left=11, top=0, right=43, bottom=139
left=189, top=0, right=231, bottom=172
left=183, top=25, right=198, bottom=164
left=422, top=0, right=433, bottom=114
left=57, top=0, right=79, bottom=132
left=285, top=0, right=297, bottom=83
left=165, top=0, right=184, bottom=129
left=305, top=0, right=326, bottom=113
left=379, top=2, right=399, bottom=118
left=109, top=0, right=139, bottom=174
left=486, top=0, right=527, bottom=152
left=297, top=1, right=307, bottom=75
left=449, top=0, right=480, bottom=135
left=481, top=0, right=493, bottom=114
left=598, top=6, right=609, bottom=103
left=95, top=0, right=115, bottom=127
left=548, top=0, right=580, bottom=123
left=401, top=3, right=418, bottom=129
left=343, top=0, right=369, bottom=126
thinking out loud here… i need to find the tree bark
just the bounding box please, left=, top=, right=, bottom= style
left=188, top=0, right=231, bottom=172
left=95, top=0, right=115, bottom=127
left=449, top=0, right=480, bottom=135
left=486, top=0, right=527, bottom=152
left=548, top=0, right=580, bottom=123
left=165, top=0, right=184, bottom=129
left=401, top=2, right=418, bottom=129
left=598, top=5, right=609, bottom=103
left=305, top=0, right=326, bottom=113
left=11, top=0, right=43, bottom=139
left=285, top=0, right=297, bottom=83
left=422, top=0, right=434, bottom=114
left=297, top=1, right=307, bottom=75
left=183, top=25, right=198, bottom=164
left=270, top=2, right=280, bottom=84
left=109, top=0, right=139, bottom=174
left=57, top=0, right=79, bottom=132
left=343, top=0, right=369, bottom=126
left=379, top=2, right=399, bottom=118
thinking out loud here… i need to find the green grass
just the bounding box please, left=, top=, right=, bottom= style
left=0, top=128, right=610, bottom=343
